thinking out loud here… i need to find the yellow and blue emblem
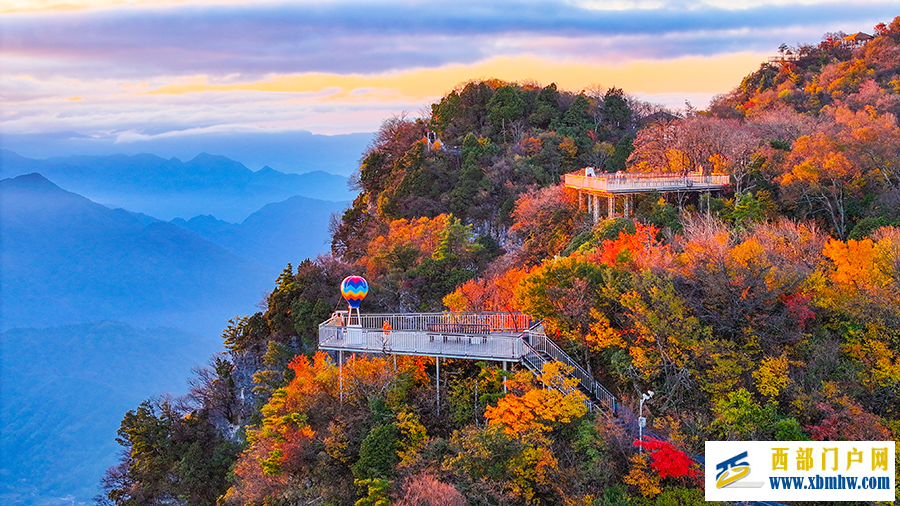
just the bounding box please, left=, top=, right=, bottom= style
left=716, top=451, right=751, bottom=488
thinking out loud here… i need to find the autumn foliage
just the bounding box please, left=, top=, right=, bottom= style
left=105, top=20, right=900, bottom=506
left=484, top=362, right=588, bottom=436
left=633, top=439, right=698, bottom=479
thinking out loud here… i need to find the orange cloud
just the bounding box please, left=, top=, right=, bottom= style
left=142, top=53, right=764, bottom=101
left=1, top=0, right=252, bottom=14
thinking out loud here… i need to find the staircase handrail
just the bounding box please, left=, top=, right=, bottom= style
left=520, top=341, right=585, bottom=401
left=523, top=323, right=617, bottom=413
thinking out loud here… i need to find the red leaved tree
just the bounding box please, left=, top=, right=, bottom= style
left=633, top=438, right=698, bottom=479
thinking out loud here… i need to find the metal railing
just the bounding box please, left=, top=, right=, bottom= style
left=330, top=311, right=531, bottom=333
left=521, top=345, right=549, bottom=375
left=564, top=172, right=730, bottom=193
left=318, top=323, right=526, bottom=361
left=521, top=345, right=582, bottom=398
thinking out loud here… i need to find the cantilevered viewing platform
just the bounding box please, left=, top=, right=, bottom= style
left=319, top=311, right=531, bottom=361
left=564, top=168, right=730, bottom=220
left=318, top=311, right=619, bottom=412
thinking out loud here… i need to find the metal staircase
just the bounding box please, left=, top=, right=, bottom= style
left=520, top=322, right=618, bottom=414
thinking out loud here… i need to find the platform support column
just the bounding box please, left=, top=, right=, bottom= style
left=435, top=357, right=441, bottom=417
left=624, top=194, right=632, bottom=218
left=503, top=361, right=508, bottom=393
left=592, top=195, right=600, bottom=222
left=608, top=196, right=615, bottom=217
left=339, top=350, right=344, bottom=404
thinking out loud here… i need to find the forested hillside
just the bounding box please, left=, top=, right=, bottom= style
left=99, top=18, right=900, bottom=506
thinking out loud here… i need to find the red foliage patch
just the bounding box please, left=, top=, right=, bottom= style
left=633, top=438, right=698, bottom=479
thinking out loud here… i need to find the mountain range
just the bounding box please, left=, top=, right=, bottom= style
left=1, top=173, right=278, bottom=333
left=0, top=155, right=353, bottom=504
left=0, top=150, right=354, bottom=222
left=0, top=130, right=372, bottom=177
left=171, top=194, right=345, bottom=271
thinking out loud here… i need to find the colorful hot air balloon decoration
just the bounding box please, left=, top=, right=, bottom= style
left=341, top=275, right=368, bottom=307
left=340, top=275, right=368, bottom=325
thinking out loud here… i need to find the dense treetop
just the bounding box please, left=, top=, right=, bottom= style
left=332, top=80, right=647, bottom=265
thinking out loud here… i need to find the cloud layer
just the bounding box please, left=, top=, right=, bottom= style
left=4, top=1, right=896, bottom=77
left=1, top=0, right=897, bottom=138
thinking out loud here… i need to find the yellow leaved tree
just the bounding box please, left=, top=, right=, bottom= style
left=484, top=362, right=588, bottom=437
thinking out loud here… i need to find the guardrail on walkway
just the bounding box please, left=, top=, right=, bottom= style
left=332, top=311, right=531, bottom=333
left=318, top=312, right=617, bottom=412
left=564, top=172, right=730, bottom=193
left=318, top=325, right=525, bottom=361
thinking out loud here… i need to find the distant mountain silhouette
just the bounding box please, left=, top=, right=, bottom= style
left=0, top=173, right=277, bottom=333
left=0, top=173, right=348, bottom=504
left=0, top=129, right=372, bottom=176
left=171, top=194, right=346, bottom=270
left=0, top=173, right=346, bottom=505
left=0, top=150, right=354, bottom=222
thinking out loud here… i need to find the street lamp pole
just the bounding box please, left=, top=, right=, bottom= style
left=638, top=390, right=654, bottom=453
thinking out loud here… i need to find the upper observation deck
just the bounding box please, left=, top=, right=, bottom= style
left=564, top=170, right=730, bottom=195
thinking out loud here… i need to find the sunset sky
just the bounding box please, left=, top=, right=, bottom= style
left=1, top=0, right=897, bottom=142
